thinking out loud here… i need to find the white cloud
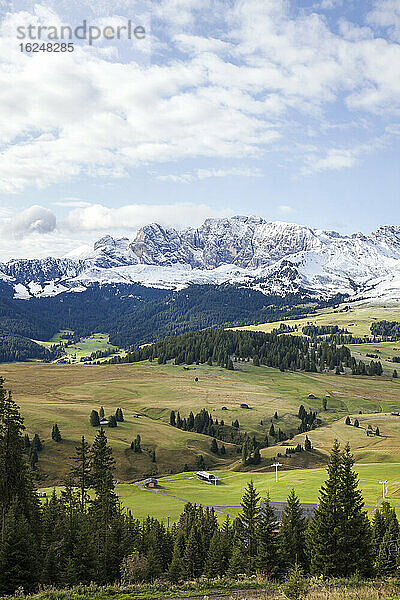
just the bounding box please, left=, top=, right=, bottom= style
left=62, top=202, right=232, bottom=232
left=279, top=205, right=293, bottom=214
left=367, top=0, right=400, bottom=42
left=156, top=167, right=263, bottom=183
left=52, top=198, right=93, bottom=208
left=0, top=0, right=398, bottom=195
left=0, top=201, right=234, bottom=259
left=302, top=148, right=359, bottom=174
left=5, top=205, right=57, bottom=238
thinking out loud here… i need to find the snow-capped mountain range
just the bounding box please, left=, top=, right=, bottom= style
left=2, top=216, right=400, bottom=303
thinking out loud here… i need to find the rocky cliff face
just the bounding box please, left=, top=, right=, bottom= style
left=2, top=215, right=400, bottom=302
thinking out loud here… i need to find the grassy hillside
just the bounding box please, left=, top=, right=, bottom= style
left=234, top=303, right=400, bottom=338
left=3, top=359, right=400, bottom=483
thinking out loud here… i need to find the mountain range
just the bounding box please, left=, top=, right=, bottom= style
left=2, top=216, right=400, bottom=303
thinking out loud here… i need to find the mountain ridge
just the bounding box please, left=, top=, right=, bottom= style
left=2, top=215, right=400, bottom=302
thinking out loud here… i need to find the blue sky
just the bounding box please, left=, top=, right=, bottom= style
left=0, top=0, right=399, bottom=259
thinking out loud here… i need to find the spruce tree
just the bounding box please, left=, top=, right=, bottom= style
left=376, top=426, right=380, bottom=436
left=345, top=416, right=351, bottom=425
left=308, top=440, right=372, bottom=577
left=211, top=438, right=218, bottom=453
left=278, top=489, right=307, bottom=571
left=238, top=480, right=260, bottom=563
left=90, top=410, right=100, bottom=427
left=52, top=423, right=62, bottom=442
left=115, top=408, right=124, bottom=422
left=183, top=527, right=203, bottom=578
left=108, top=415, right=117, bottom=428
left=339, top=443, right=372, bottom=576
left=99, top=406, right=105, bottom=419
left=168, top=532, right=185, bottom=582
left=90, top=428, right=117, bottom=523
left=169, top=410, right=176, bottom=426
left=308, top=439, right=343, bottom=576
left=71, top=435, right=91, bottom=513
left=256, top=494, right=278, bottom=576
left=0, top=502, right=38, bottom=594
left=0, top=383, right=39, bottom=526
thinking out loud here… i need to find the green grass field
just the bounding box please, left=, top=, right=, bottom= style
left=3, top=356, right=400, bottom=483
left=234, top=303, right=400, bottom=338
left=41, top=463, right=400, bottom=524
left=34, top=331, right=122, bottom=363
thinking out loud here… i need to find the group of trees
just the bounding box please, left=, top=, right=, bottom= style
left=345, top=416, right=380, bottom=436
left=111, top=328, right=356, bottom=376
left=170, top=409, right=245, bottom=446
left=350, top=358, right=383, bottom=376
left=298, top=405, right=319, bottom=433
left=0, top=334, right=62, bottom=363
left=370, top=320, right=400, bottom=340
left=90, top=407, right=124, bottom=428
left=0, top=378, right=397, bottom=594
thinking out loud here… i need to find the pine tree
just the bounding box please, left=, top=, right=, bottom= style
left=24, top=433, right=30, bottom=449
left=211, top=438, right=218, bottom=453
left=0, top=383, right=39, bottom=528
left=183, top=527, right=203, bottom=578
left=256, top=494, right=278, bottom=576
left=90, top=410, right=100, bottom=427
left=393, top=370, right=398, bottom=379
left=205, top=530, right=226, bottom=577
left=227, top=543, right=248, bottom=576
left=71, top=435, right=91, bottom=513
left=168, top=534, right=185, bottom=582
left=354, top=418, right=359, bottom=427
left=30, top=447, right=38, bottom=469
left=339, top=443, right=372, bottom=576
left=308, top=440, right=372, bottom=577
left=108, top=415, right=117, bottom=428
left=52, top=423, right=62, bottom=442
left=304, top=435, right=312, bottom=451
left=269, top=423, right=276, bottom=437
left=0, top=502, right=38, bottom=595
left=278, top=489, right=307, bottom=571
left=308, top=439, right=343, bottom=576
left=32, top=433, right=43, bottom=451
left=90, top=428, right=117, bottom=523
left=99, top=406, right=105, bottom=419
left=169, top=410, right=176, bottom=426
left=220, top=444, right=226, bottom=455
left=238, top=480, right=260, bottom=564
left=115, top=408, right=124, bottom=422
left=376, top=426, right=380, bottom=436
left=242, top=439, right=249, bottom=466
left=345, top=416, right=351, bottom=425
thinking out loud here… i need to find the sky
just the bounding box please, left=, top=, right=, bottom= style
left=0, top=0, right=399, bottom=260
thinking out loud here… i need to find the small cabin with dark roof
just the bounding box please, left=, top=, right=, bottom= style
left=143, top=477, right=158, bottom=488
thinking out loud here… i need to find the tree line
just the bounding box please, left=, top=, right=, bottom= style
left=108, top=328, right=356, bottom=375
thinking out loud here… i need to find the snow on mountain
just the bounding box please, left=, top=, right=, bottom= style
left=2, top=215, right=400, bottom=301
